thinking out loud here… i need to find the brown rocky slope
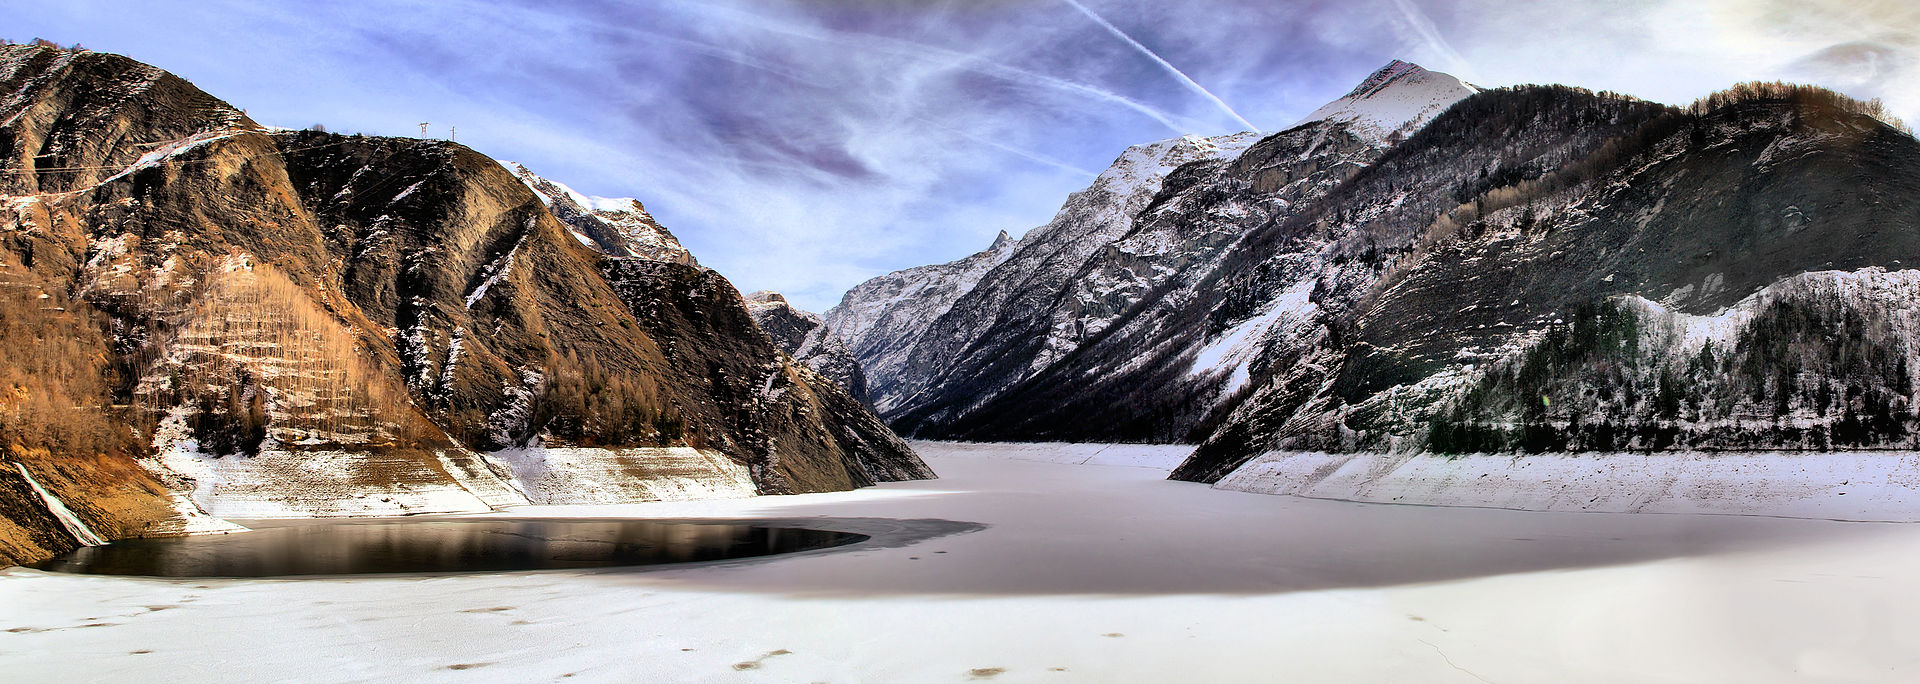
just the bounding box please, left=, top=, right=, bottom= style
left=0, top=45, right=928, bottom=566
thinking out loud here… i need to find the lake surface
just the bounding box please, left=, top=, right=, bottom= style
left=32, top=519, right=868, bottom=577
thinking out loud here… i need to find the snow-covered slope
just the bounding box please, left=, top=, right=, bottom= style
left=826, top=230, right=1018, bottom=350
left=1297, top=60, right=1481, bottom=144
left=1217, top=450, right=1920, bottom=521
left=837, top=129, right=1263, bottom=417
left=823, top=229, right=1022, bottom=413
left=840, top=62, right=1476, bottom=440
left=1176, top=86, right=1920, bottom=482
left=503, top=161, right=697, bottom=265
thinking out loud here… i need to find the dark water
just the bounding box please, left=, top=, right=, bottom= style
left=32, top=519, right=867, bottom=578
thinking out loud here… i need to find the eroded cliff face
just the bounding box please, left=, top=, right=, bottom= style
left=0, top=45, right=927, bottom=565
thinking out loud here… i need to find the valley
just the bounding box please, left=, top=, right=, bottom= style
left=4, top=5, right=1920, bottom=678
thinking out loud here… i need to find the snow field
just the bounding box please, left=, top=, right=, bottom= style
left=8, top=445, right=1920, bottom=682
left=1219, top=450, right=1920, bottom=521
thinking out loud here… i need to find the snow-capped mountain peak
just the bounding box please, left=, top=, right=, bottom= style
left=499, top=160, right=697, bottom=266
left=1296, top=60, right=1480, bottom=144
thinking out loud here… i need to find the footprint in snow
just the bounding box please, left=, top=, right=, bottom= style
left=732, top=649, right=794, bottom=671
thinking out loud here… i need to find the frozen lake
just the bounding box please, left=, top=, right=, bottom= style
left=5, top=442, right=1920, bottom=681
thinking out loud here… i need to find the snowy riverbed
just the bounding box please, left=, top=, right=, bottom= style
left=7, top=442, right=1920, bottom=681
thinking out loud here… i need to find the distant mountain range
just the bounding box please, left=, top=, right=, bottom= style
left=825, top=61, right=1920, bottom=484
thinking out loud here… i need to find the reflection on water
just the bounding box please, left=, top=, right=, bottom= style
left=33, top=519, right=868, bottom=578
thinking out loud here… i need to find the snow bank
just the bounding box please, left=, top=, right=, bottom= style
left=911, top=441, right=1193, bottom=471
left=491, top=446, right=756, bottom=504
left=1218, top=450, right=1920, bottom=521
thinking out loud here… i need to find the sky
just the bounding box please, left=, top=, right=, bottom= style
left=7, top=0, right=1916, bottom=311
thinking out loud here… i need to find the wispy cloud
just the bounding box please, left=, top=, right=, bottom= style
left=5, top=0, right=1910, bottom=310
left=1385, top=0, right=1477, bottom=81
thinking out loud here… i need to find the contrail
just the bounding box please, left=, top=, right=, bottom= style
left=917, top=116, right=1100, bottom=178
left=671, top=2, right=1204, bottom=135
left=1058, top=0, right=1260, bottom=132
left=1387, top=0, right=1476, bottom=80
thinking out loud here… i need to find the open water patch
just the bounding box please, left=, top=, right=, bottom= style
left=32, top=519, right=867, bottom=578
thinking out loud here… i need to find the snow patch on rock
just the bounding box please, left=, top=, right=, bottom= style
left=1189, top=278, right=1318, bottom=393
left=491, top=446, right=757, bottom=504
left=150, top=445, right=494, bottom=519
left=1297, top=60, right=1480, bottom=145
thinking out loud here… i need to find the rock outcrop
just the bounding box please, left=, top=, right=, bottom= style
left=745, top=290, right=873, bottom=408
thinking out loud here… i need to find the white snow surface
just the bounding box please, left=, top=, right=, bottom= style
left=1187, top=278, right=1317, bottom=393
left=92, top=129, right=242, bottom=187
left=1297, top=60, right=1480, bottom=144
left=9, top=443, right=1920, bottom=682
left=1218, top=450, right=1920, bottom=522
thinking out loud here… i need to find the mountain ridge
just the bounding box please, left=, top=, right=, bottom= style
left=830, top=60, right=1480, bottom=439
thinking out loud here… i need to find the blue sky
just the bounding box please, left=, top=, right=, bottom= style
left=8, top=0, right=1915, bottom=311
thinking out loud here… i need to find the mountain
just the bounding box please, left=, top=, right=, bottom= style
left=0, top=45, right=928, bottom=566
left=823, top=229, right=1020, bottom=414
left=829, top=61, right=1479, bottom=439
left=745, top=290, right=872, bottom=407
left=1297, top=59, right=1481, bottom=144
left=503, top=161, right=697, bottom=265
left=825, top=58, right=1920, bottom=491
left=1175, top=82, right=1920, bottom=482
left=826, top=130, right=1263, bottom=420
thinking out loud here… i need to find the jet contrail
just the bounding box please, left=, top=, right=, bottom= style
left=670, top=2, right=1204, bottom=135
left=918, top=116, right=1101, bottom=178
left=1387, top=0, right=1476, bottom=81
left=1058, top=0, right=1260, bottom=132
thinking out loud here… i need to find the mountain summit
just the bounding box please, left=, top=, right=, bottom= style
left=1297, top=60, right=1481, bottom=143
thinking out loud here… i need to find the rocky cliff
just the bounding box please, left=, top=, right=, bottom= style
left=0, top=45, right=929, bottom=566
left=745, top=290, right=872, bottom=408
